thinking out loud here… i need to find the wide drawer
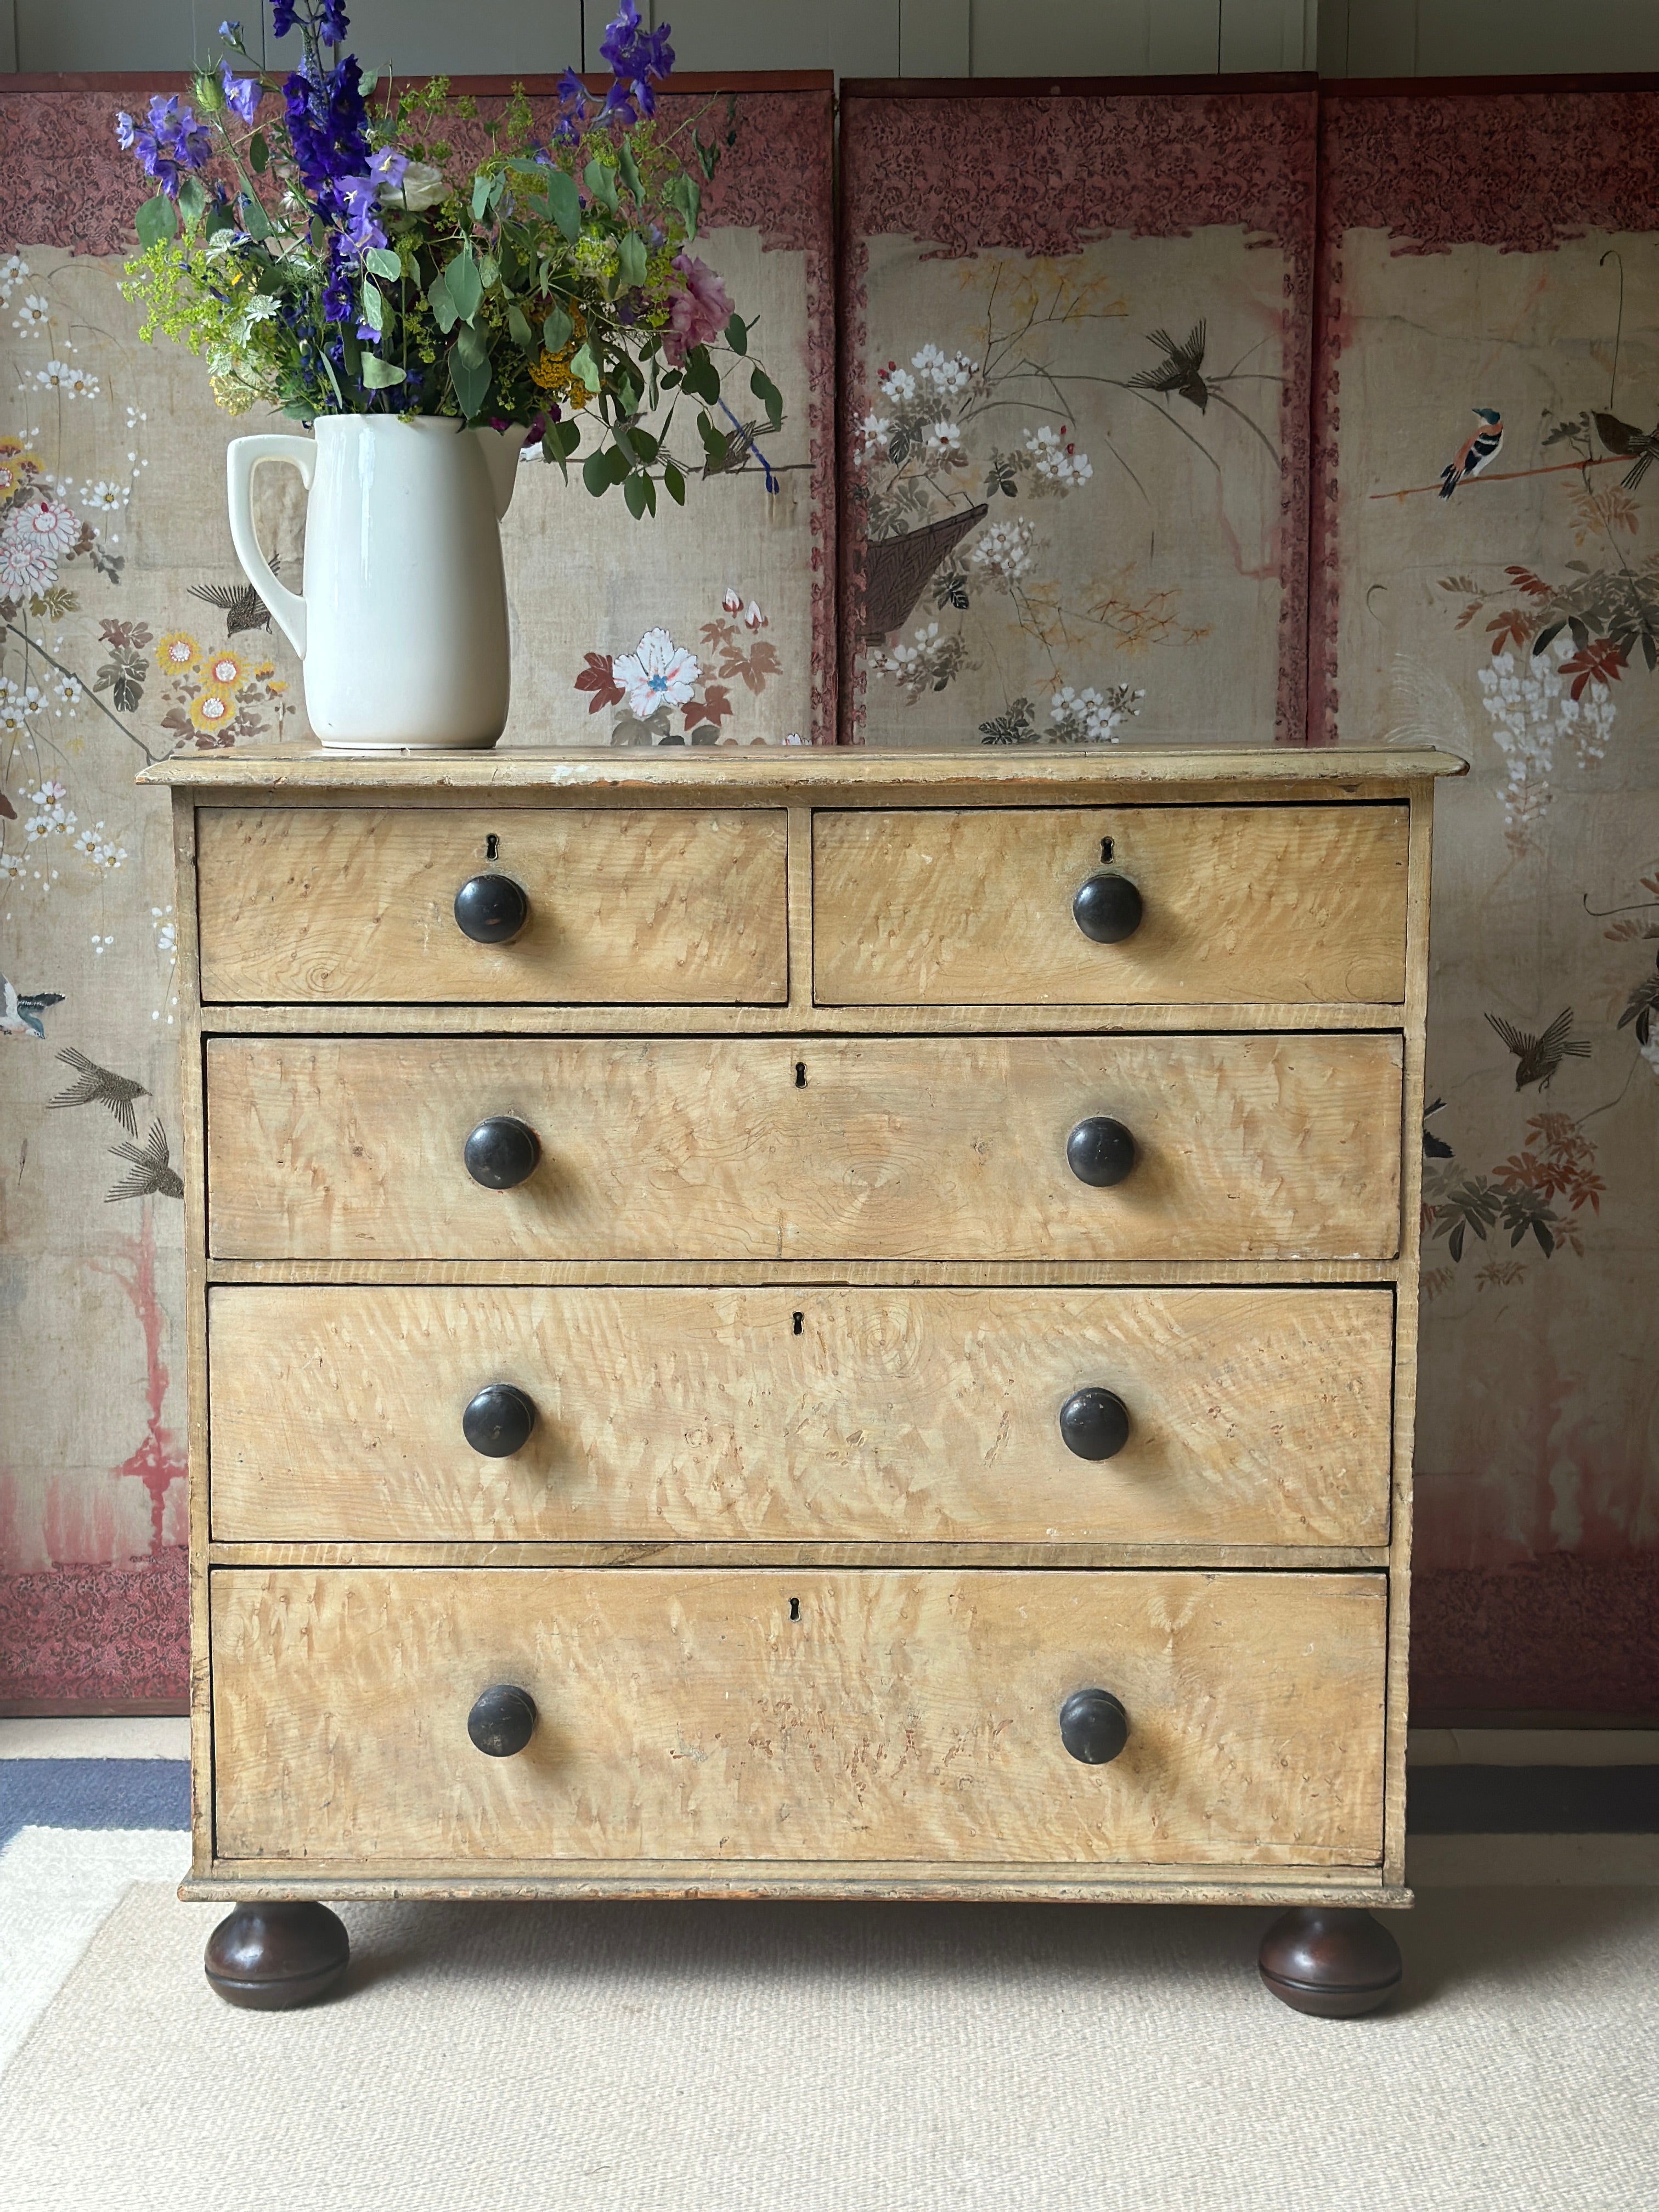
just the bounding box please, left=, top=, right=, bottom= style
left=210, top=1568, right=1387, bottom=1866
left=204, top=1034, right=1402, bottom=1262
left=195, top=807, right=789, bottom=1003
left=208, top=1285, right=1395, bottom=1547
left=813, top=805, right=1409, bottom=1006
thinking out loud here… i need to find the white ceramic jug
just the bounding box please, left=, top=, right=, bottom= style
left=226, top=414, right=526, bottom=750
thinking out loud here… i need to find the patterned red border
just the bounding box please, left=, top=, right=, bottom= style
left=0, top=1548, right=188, bottom=1709
left=0, top=81, right=838, bottom=747
left=837, top=86, right=1316, bottom=746
left=1310, top=86, right=1659, bottom=742
left=1413, top=1557, right=1659, bottom=1716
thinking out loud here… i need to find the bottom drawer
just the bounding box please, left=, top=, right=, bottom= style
left=211, top=1568, right=1386, bottom=1869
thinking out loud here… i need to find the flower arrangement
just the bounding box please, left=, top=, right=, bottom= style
left=116, top=0, right=781, bottom=517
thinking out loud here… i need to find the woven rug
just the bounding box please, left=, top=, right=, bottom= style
left=1, top=1883, right=1656, bottom=2211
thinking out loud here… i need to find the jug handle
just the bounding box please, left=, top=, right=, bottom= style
left=226, top=435, right=313, bottom=659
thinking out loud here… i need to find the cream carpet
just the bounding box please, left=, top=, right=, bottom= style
left=2, top=1884, right=1656, bottom=2212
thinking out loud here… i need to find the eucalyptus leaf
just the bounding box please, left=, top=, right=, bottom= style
left=477, top=253, right=499, bottom=292
left=135, top=193, right=177, bottom=251
left=238, top=192, right=273, bottom=241
left=507, top=303, right=535, bottom=352
left=361, top=355, right=407, bottom=388
left=249, top=131, right=268, bottom=174
left=545, top=169, right=581, bottom=244
left=177, top=174, right=207, bottom=230
left=471, top=170, right=494, bottom=222
left=454, top=323, right=488, bottom=371
left=359, top=281, right=385, bottom=334
left=363, top=245, right=402, bottom=280
left=583, top=159, right=619, bottom=212
left=697, top=412, right=729, bottom=471
left=582, top=447, right=613, bottom=498
left=725, top=313, right=748, bottom=357
left=749, top=365, right=783, bottom=432
left=445, top=246, right=482, bottom=322
left=681, top=347, right=720, bottom=405
left=427, top=268, right=458, bottom=334
left=614, top=140, right=642, bottom=201
left=448, top=334, right=492, bottom=419
left=663, top=461, right=686, bottom=506
left=541, top=305, right=573, bottom=354
left=569, top=341, right=600, bottom=392
left=616, top=231, right=648, bottom=291
left=623, top=470, right=651, bottom=520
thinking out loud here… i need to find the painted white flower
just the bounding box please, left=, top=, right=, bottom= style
left=24, top=814, right=54, bottom=842
left=857, top=411, right=892, bottom=460
left=1025, top=422, right=1093, bottom=490
left=53, top=674, right=83, bottom=707
left=721, top=587, right=743, bottom=614
left=612, top=627, right=701, bottom=718
left=1, top=254, right=29, bottom=284
left=27, top=778, right=66, bottom=804
left=57, top=363, right=99, bottom=399
left=155, top=917, right=177, bottom=957
left=972, top=516, right=1035, bottom=585
left=0, top=851, right=24, bottom=881
left=0, top=698, right=31, bottom=737
left=1048, top=681, right=1143, bottom=743
left=12, top=293, right=49, bottom=330
left=912, top=343, right=975, bottom=396
left=742, top=600, right=767, bottom=632
left=922, top=420, right=961, bottom=461
left=0, top=528, right=56, bottom=597
left=10, top=498, right=78, bottom=554
left=877, top=364, right=916, bottom=404
left=35, top=359, right=76, bottom=391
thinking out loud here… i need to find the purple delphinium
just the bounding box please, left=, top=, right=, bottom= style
left=283, top=50, right=371, bottom=221
left=219, top=59, right=263, bottom=124
left=115, top=93, right=213, bottom=198
left=337, top=149, right=405, bottom=258
left=597, top=3, right=673, bottom=120
left=272, top=1, right=349, bottom=45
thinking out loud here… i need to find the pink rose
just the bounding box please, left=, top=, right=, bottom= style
left=664, top=253, right=731, bottom=365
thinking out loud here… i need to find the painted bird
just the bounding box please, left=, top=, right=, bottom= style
left=1128, top=322, right=1210, bottom=412
left=49, top=1045, right=149, bottom=1136
left=188, top=564, right=276, bottom=635
left=1440, top=407, right=1504, bottom=498
left=1593, top=410, right=1659, bottom=493
left=1, top=975, right=64, bottom=1039
left=105, top=1119, right=183, bottom=1203
left=1485, top=1006, right=1590, bottom=1090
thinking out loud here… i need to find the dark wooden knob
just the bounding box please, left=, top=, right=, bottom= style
left=463, top=1115, right=540, bottom=1189
left=462, top=1383, right=537, bottom=1458
left=1059, top=1687, right=1129, bottom=1765
left=1066, top=1115, right=1137, bottom=1187
left=1073, top=872, right=1143, bottom=944
left=454, top=873, right=529, bottom=944
left=1059, top=1387, right=1130, bottom=1460
left=467, top=1683, right=537, bottom=1758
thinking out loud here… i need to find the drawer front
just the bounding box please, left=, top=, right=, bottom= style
left=205, top=1034, right=1402, bottom=1262
left=813, top=805, right=1409, bottom=1006
left=211, top=1568, right=1387, bottom=1866
left=210, top=1285, right=1395, bottom=1547
left=196, top=807, right=788, bottom=1004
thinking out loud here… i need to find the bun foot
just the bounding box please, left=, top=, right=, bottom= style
left=1259, top=1907, right=1402, bottom=2018
left=205, top=1901, right=351, bottom=2011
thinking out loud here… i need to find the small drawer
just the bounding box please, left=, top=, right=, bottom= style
left=812, top=805, right=1409, bottom=1006
left=204, top=1032, right=1402, bottom=1263
left=209, top=1285, right=1395, bottom=1547
left=196, top=806, right=788, bottom=1003
left=210, top=1567, right=1387, bottom=1867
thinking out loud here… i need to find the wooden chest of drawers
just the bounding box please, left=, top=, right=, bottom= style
left=142, top=743, right=1457, bottom=2011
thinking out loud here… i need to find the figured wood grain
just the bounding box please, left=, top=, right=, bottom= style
left=814, top=806, right=1409, bottom=1006
left=196, top=807, right=788, bottom=1005
left=208, top=1285, right=1395, bottom=1548
left=182, top=1871, right=1401, bottom=1906
left=203, top=1033, right=1403, bottom=1263
left=139, top=742, right=1467, bottom=791
left=210, top=1567, right=1387, bottom=1867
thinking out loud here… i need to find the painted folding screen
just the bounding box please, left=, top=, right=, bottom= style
left=0, top=74, right=832, bottom=1709
left=838, top=79, right=1316, bottom=748
left=1314, top=82, right=1659, bottom=1711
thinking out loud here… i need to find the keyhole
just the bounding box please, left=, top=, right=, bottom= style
left=485, top=833, right=499, bottom=861
left=792, top=1312, right=803, bottom=1335
left=788, top=1597, right=800, bottom=1621
left=1099, top=837, right=1114, bottom=864
left=794, top=1062, right=806, bottom=1088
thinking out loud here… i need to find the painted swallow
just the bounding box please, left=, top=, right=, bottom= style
left=188, top=561, right=278, bottom=635
left=1485, top=1006, right=1590, bottom=1090
left=1593, top=411, right=1659, bottom=492
left=1439, top=408, right=1504, bottom=498
left=1, top=975, right=64, bottom=1039
left=1128, top=322, right=1210, bottom=412
left=1423, top=1098, right=1454, bottom=1159
left=105, top=1119, right=183, bottom=1203
left=49, top=1045, right=149, bottom=1136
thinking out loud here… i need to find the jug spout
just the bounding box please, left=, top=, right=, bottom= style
left=479, top=425, right=529, bottom=520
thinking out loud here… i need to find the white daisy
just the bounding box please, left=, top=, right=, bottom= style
left=877, top=364, right=916, bottom=404
left=80, top=479, right=126, bottom=512
left=922, top=420, right=961, bottom=460
left=612, top=627, right=701, bottom=719
left=13, top=294, right=50, bottom=331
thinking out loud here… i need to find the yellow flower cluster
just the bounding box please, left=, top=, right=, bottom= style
left=528, top=343, right=591, bottom=408
left=153, top=633, right=286, bottom=733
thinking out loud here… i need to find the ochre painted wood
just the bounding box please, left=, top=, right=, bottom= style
left=196, top=807, right=788, bottom=1005
left=181, top=1871, right=1403, bottom=1907
left=208, top=1284, right=1395, bottom=1548
left=204, top=1032, right=1403, bottom=1264
left=814, top=806, right=1409, bottom=1006
left=210, top=1567, right=1388, bottom=1868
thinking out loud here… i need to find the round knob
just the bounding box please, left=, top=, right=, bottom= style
left=454, top=873, right=529, bottom=945
left=1073, top=872, right=1143, bottom=944
left=1059, top=1387, right=1130, bottom=1460
left=463, top=1116, right=540, bottom=1190
left=462, top=1383, right=537, bottom=1458
left=1059, top=1688, right=1129, bottom=1765
left=467, top=1683, right=537, bottom=1758
left=1066, top=1115, right=1137, bottom=1188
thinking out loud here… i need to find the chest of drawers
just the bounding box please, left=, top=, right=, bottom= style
left=141, top=742, right=1458, bottom=2016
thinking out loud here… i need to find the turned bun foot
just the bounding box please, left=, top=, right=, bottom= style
left=1259, top=1907, right=1403, bottom=2017
left=205, top=1901, right=351, bottom=2010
